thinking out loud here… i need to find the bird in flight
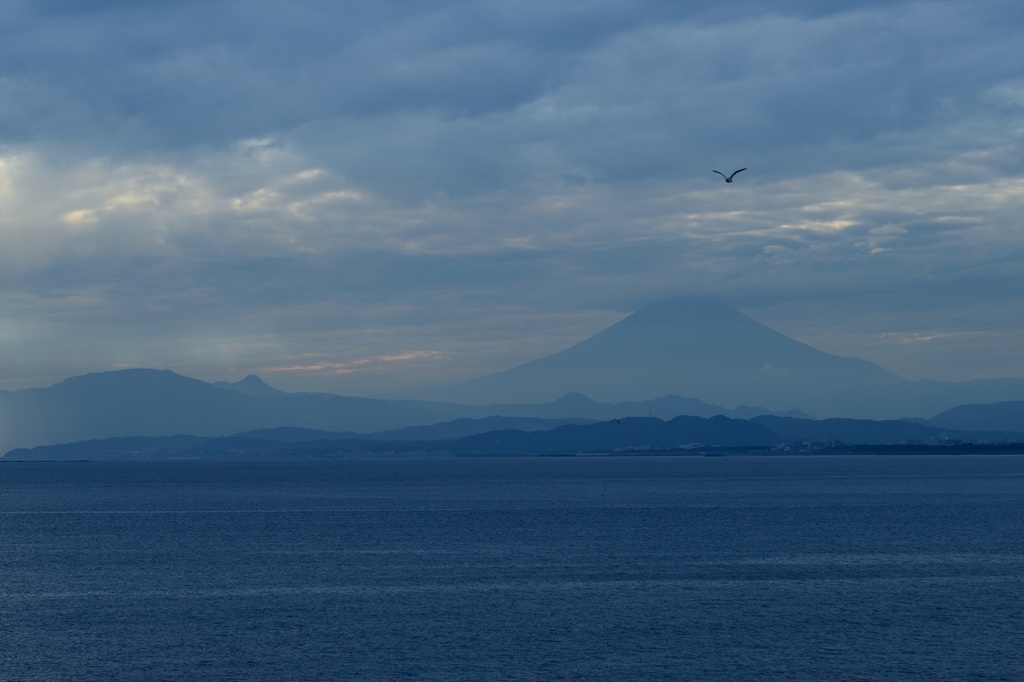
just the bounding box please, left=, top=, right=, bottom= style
left=713, top=168, right=747, bottom=183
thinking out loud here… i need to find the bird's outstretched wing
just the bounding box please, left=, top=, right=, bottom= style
left=728, top=168, right=747, bottom=180
left=712, top=170, right=727, bottom=178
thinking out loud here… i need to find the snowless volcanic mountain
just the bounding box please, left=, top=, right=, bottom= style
left=421, top=298, right=1019, bottom=418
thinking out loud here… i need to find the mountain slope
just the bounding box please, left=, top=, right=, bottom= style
left=418, top=298, right=1023, bottom=418
left=423, top=298, right=903, bottom=412
left=213, top=374, right=286, bottom=397
left=11, top=411, right=1014, bottom=461
left=450, top=416, right=780, bottom=453
left=923, top=401, right=1024, bottom=432
left=0, top=368, right=800, bottom=453
left=0, top=369, right=452, bottom=452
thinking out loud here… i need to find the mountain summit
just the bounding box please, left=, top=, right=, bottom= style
left=213, top=374, right=285, bottom=397
left=420, top=299, right=909, bottom=415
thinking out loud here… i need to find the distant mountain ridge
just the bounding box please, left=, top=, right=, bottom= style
left=418, top=299, right=901, bottom=407
left=6, top=413, right=1020, bottom=461
left=0, top=369, right=452, bottom=452
left=0, top=369, right=807, bottom=452
left=923, top=401, right=1024, bottom=432
left=414, top=298, right=1022, bottom=418
left=2, top=299, right=1021, bottom=452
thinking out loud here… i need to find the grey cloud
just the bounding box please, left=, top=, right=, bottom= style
left=6, top=1, right=1018, bottom=162
left=1, top=0, right=1021, bottom=392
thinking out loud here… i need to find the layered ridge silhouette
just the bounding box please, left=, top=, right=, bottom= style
left=420, top=298, right=1020, bottom=416
left=3, top=298, right=1021, bottom=451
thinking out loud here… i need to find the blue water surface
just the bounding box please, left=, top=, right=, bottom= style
left=2, top=454, right=1022, bottom=681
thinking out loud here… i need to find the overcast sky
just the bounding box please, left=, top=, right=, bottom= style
left=1, top=0, right=1022, bottom=396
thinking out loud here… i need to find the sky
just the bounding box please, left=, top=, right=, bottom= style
left=1, top=0, right=1022, bottom=396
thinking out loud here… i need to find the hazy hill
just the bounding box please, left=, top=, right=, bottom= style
left=2, top=298, right=1020, bottom=451
left=236, top=417, right=598, bottom=442
left=0, top=369, right=804, bottom=452
left=418, top=298, right=902, bottom=408
left=0, top=416, right=785, bottom=460
left=416, top=298, right=1023, bottom=418
left=387, top=391, right=809, bottom=423
left=9, top=412, right=1016, bottom=461
left=0, top=369, right=453, bottom=452
left=751, top=416, right=966, bottom=445
left=449, top=416, right=780, bottom=454
left=212, top=375, right=286, bottom=397
left=923, top=401, right=1024, bottom=432
left=362, top=416, right=597, bottom=440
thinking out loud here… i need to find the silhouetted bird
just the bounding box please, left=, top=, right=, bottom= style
left=713, top=168, right=747, bottom=183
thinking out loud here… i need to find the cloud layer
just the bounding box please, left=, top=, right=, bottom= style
left=2, top=0, right=1022, bottom=394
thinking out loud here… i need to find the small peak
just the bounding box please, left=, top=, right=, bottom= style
left=219, top=374, right=284, bottom=396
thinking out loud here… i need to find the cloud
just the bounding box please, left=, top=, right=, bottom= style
left=262, top=351, right=446, bottom=378
left=0, top=0, right=1021, bottom=391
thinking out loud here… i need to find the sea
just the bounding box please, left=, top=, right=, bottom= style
left=2, top=454, right=1022, bottom=681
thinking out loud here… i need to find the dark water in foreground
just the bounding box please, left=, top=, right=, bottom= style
left=1, top=455, right=1022, bottom=681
